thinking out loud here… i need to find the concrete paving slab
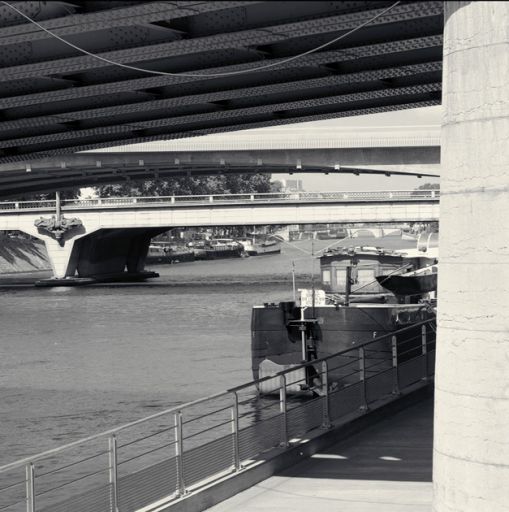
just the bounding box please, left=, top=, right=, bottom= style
left=206, top=399, right=433, bottom=511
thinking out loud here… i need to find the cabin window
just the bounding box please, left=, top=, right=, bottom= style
left=336, top=269, right=346, bottom=288
left=357, top=269, right=375, bottom=287
left=322, top=270, right=331, bottom=284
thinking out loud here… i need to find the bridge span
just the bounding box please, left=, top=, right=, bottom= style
left=0, top=190, right=438, bottom=282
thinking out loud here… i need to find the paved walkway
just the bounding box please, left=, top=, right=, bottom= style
left=207, top=399, right=433, bottom=511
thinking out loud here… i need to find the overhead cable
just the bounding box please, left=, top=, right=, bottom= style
left=1, top=0, right=401, bottom=79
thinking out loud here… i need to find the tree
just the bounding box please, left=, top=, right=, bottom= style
left=96, top=173, right=280, bottom=197
left=415, top=182, right=440, bottom=190
left=14, top=188, right=81, bottom=201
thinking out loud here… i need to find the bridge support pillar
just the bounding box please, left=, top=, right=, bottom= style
left=28, top=226, right=166, bottom=284
left=126, top=231, right=153, bottom=273
left=43, top=237, right=80, bottom=279
left=433, top=2, right=509, bottom=512
left=72, top=228, right=165, bottom=282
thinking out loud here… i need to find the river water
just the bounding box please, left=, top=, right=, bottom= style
left=0, top=236, right=415, bottom=465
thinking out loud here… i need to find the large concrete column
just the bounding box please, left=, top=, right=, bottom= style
left=43, top=237, right=79, bottom=278
left=433, top=2, right=509, bottom=511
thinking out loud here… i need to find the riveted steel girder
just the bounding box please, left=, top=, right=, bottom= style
left=0, top=2, right=256, bottom=46
left=0, top=82, right=441, bottom=149
left=0, top=34, right=443, bottom=111
left=0, top=1, right=444, bottom=167
left=0, top=2, right=442, bottom=83
left=0, top=61, right=442, bottom=133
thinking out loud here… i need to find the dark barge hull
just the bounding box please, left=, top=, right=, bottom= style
left=146, top=252, right=195, bottom=264
left=251, top=301, right=435, bottom=392
left=198, top=248, right=243, bottom=260
left=246, top=247, right=281, bottom=256
left=376, top=273, right=437, bottom=296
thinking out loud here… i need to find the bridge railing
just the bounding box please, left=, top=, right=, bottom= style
left=0, top=190, right=440, bottom=212
left=0, top=319, right=435, bottom=512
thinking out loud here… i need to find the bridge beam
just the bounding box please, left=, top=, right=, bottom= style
left=433, top=2, right=509, bottom=511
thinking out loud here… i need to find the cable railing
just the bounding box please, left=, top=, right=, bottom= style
left=0, top=319, right=436, bottom=512
left=0, top=190, right=440, bottom=212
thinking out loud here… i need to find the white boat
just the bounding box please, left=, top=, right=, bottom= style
left=238, top=234, right=281, bottom=256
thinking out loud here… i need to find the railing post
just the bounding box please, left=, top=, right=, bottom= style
left=421, top=325, right=428, bottom=381
left=209, top=195, right=214, bottom=203
left=359, top=348, right=368, bottom=411
left=250, top=194, right=254, bottom=201
left=321, top=361, right=332, bottom=429
left=175, top=411, right=186, bottom=496
left=15, top=202, right=19, bottom=209
left=25, top=462, right=35, bottom=512
left=97, top=198, right=102, bottom=206
left=231, top=392, right=241, bottom=472
left=279, top=375, right=289, bottom=447
left=171, top=196, right=175, bottom=204
left=108, top=435, right=119, bottom=512
left=392, top=336, right=400, bottom=395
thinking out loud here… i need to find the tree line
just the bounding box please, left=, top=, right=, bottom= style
left=20, top=173, right=282, bottom=200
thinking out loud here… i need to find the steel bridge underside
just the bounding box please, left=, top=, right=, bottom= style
left=0, top=1, right=443, bottom=185
left=0, top=148, right=441, bottom=197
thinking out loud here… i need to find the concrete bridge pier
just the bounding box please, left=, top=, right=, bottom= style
left=10, top=219, right=165, bottom=283
left=72, top=228, right=163, bottom=279
left=434, top=2, right=509, bottom=511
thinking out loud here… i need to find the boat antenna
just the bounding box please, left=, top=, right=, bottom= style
left=311, top=238, right=316, bottom=316
left=292, top=260, right=296, bottom=302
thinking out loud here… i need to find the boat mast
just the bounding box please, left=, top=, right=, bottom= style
left=345, top=265, right=352, bottom=306
left=292, top=260, right=296, bottom=302
left=311, top=239, right=316, bottom=316
left=300, top=305, right=307, bottom=361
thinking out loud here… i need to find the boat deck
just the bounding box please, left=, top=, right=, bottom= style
left=207, top=398, right=433, bottom=512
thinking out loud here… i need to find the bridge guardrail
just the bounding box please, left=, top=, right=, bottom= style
left=0, top=190, right=440, bottom=212
left=0, top=319, right=436, bottom=512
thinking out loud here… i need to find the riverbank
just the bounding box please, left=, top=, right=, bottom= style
left=0, top=236, right=50, bottom=274
left=0, top=234, right=418, bottom=286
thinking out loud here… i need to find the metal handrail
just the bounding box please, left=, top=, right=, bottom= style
left=0, top=388, right=226, bottom=474
left=0, top=318, right=436, bottom=512
left=0, top=318, right=433, bottom=475
left=0, top=190, right=440, bottom=212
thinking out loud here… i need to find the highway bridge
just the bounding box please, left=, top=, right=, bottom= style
left=0, top=1, right=443, bottom=167
left=0, top=1, right=443, bottom=195
left=0, top=189, right=439, bottom=280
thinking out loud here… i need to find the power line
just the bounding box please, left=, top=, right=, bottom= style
left=1, top=1, right=401, bottom=79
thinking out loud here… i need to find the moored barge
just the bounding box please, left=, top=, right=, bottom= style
left=251, top=245, right=437, bottom=394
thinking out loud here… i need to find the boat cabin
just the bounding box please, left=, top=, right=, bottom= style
left=319, top=247, right=422, bottom=295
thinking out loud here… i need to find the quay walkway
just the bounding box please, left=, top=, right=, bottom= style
left=207, top=399, right=433, bottom=512
left=0, top=320, right=435, bottom=512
